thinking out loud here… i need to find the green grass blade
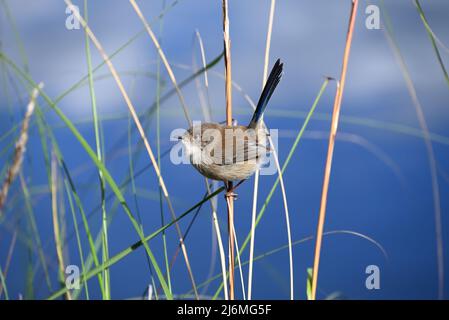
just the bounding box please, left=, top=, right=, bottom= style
left=381, top=0, right=444, bottom=300
left=12, top=75, right=106, bottom=298
left=0, top=52, right=173, bottom=300
left=414, top=0, right=449, bottom=89
left=306, top=268, right=313, bottom=300
left=47, top=187, right=225, bottom=300
left=0, top=265, right=9, bottom=300
left=64, top=178, right=90, bottom=299
left=83, top=0, right=110, bottom=300
left=19, top=173, right=53, bottom=292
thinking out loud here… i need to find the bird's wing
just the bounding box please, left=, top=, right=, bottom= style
left=207, top=137, right=270, bottom=166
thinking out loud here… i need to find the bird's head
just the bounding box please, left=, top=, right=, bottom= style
left=179, top=124, right=203, bottom=159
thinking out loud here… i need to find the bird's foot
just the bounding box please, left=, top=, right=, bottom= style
left=223, top=179, right=246, bottom=200
left=225, top=191, right=238, bottom=200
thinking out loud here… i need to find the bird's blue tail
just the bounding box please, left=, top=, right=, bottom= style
left=248, top=59, right=283, bottom=129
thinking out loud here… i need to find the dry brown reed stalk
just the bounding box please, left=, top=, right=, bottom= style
left=310, top=0, right=358, bottom=300
left=0, top=83, right=42, bottom=214
left=64, top=0, right=198, bottom=299
left=221, top=0, right=236, bottom=300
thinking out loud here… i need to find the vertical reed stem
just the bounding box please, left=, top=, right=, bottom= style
left=222, top=0, right=235, bottom=300
left=310, top=0, right=358, bottom=300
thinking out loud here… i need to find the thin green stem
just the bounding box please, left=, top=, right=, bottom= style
left=64, top=178, right=90, bottom=299
left=156, top=0, right=172, bottom=295
left=83, top=0, right=110, bottom=300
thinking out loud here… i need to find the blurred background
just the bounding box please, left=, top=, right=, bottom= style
left=1, top=0, right=449, bottom=299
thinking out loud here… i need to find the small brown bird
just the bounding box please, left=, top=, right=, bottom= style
left=180, top=59, right=283, bottom=194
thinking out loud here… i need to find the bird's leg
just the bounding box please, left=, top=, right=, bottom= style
left=224, top=180, right=246, bottom=200
left=224, top=181, right=237, bottom=200
left=224, top=181, right=235, bottom=199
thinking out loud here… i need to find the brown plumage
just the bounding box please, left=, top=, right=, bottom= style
left=180, top=59, right=283, bottom=184
left=181, top=123, right=269, bottom=182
